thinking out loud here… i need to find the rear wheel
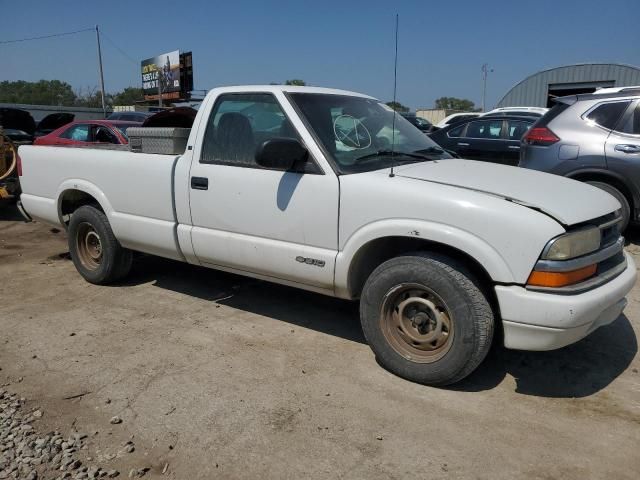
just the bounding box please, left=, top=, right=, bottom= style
left=586, top=181, right=631, bottom=231
left=68, top=205, right=132, bottom=284
left=360, top=252, right=494, bottom=386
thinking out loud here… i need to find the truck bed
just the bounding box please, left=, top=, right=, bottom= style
left=18, top=145, right=184, bottom=260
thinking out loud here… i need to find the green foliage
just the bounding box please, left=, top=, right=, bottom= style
left=73, top=86, right=106, bottom=108
left=385, top=101, right=410, bottom=113
left=0, top=80, right=76, bottom=106
left=0, top=81, right=143, bottom=108
left=111, top=87, right=144, bottom=106
left=434, top=97, right=477, bottom=111
left=284, top=79, right=306, bottom=86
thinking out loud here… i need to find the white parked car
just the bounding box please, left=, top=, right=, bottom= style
left=482, top=106, right=549, bottom=117
left=435, top=112, right=481, bottom=128
left=17, top=85, right=636, bottom=386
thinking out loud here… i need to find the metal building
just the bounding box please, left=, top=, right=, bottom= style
left=497, top=63, right=640, bottom=108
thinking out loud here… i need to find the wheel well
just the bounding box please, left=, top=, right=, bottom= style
left=348, top=236, right=495, bottom=298
left=569, top=172, right=634, bottom=211
left=347, top=236, right=503, bottom=346
left=59, top=190, right=104, bottom=226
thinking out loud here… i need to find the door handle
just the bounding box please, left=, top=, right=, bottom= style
left=457, top=142, right=470, bottom=146
left=615, top=144, right=640, bottom=154
left=190, top=176, right=209, bottom=190
left=508, top=145, right=520, bottom=149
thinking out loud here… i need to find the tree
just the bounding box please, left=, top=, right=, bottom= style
left=73, top=86, right=109, bottom=108
left=434, top=97, right=477, bottom=111
left=385, top=101, right=410, bottom=113
left=112, top=87, right=144, bottom=105
left=285, top=79, right=306, bottom=86
left=0, top=80, right=76, bottom=106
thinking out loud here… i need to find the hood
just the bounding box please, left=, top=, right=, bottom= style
left=37, top=113, right=74, bottom=133
left=394, top=159, right=620, bottom=226
left=0, top=108, right=36, bottom=135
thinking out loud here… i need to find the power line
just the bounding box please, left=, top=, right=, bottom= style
left=100, top=30, right=139, bottom=66
left=0, top=27, right=94, bottom=45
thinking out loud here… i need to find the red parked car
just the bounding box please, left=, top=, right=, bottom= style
left=33, top=120, right=140, bottom=146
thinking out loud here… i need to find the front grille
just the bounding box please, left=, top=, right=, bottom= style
left=596, top=211, right=622, bottom=247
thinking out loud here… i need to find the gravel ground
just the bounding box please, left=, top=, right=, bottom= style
left=0, top=389, right=128, bottom=479
left=1, top=201, right=640, bottom=479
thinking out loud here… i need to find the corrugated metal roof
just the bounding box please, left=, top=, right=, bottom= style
left=497, top=63, right=640, bottom=107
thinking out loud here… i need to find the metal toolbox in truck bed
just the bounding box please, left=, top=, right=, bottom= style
left=127, top=127, right=191, bottom=155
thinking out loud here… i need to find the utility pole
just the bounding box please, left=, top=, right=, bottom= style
left=95, top=25, right=107, bottom=118
left=481, top=63, right=493, bottom=112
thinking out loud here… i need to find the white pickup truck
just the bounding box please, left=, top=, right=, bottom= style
left=17, top=85, right=636, bottom=386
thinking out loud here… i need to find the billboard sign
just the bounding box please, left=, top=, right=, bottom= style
left=141, top=50, right=181, bottom=100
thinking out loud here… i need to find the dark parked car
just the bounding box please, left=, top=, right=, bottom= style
left=400, top=113, right=434, bottom=133
left=428, top=115, right=536, bottom=165
left=35, top=113, right=75, bottom=137
left=142, top=107, right=198, bottom=128
left=107, top=111, right=153, bottom=122
left=2, top=129, right=33, bottom=145
left=520, top=86, right=640, bottom=230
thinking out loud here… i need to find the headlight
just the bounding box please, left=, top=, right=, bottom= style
left=542, top=227, right=600, bottom=260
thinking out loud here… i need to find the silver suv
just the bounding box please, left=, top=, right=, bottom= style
left=519, top=86, right=640, bottom=230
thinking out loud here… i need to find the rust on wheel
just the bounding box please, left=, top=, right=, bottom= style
left=76, top=222, right=103, bottom=270
left=380, top=283, right=454, bottom=363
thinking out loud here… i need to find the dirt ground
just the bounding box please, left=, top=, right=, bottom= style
left=1, top=200, right=639, bottom=479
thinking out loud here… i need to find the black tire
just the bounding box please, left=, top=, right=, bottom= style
left=68, top=205, right=132, bottom=284
left=360, top=252, right=494, bottom=386
left=586, top=181, right=631, bottom=231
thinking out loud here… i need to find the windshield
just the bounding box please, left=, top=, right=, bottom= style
left=289, top=93, right=450, bottom=173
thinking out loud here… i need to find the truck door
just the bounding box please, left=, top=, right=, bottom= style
left=187, top=92, right=339, bottom=290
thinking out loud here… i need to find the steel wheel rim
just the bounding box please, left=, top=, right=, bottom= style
left=76, top=222, right=102, bottom=270
left=380, top=283, right=454, bottom=363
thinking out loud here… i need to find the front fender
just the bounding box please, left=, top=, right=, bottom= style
left=334, top=219, right=515, bottom=299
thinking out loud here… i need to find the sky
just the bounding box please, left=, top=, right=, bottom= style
left=2, top=0, right=639, bottom=110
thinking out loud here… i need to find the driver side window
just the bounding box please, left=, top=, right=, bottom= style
left=201, top=93, right=298, bottom=168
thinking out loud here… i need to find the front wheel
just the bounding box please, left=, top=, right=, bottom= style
left=68, top=205, right=132, bottom=284
left=360, top=252, right=494, bottom=386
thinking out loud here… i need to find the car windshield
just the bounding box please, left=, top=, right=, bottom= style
left=289, top=93, right=450, bottom=174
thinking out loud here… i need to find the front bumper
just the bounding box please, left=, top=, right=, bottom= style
left=496, top=251, right=636, bottom=351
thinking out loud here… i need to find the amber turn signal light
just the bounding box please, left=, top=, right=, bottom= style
left=527, top=264, right=597, bottom=288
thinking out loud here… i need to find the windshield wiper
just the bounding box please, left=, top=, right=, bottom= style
left=414, top=147, right=445, bottom=156
left=354, top=149, right=442, bottom=164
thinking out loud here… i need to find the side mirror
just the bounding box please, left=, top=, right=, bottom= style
left=255, top=138, right=308, bottom=170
